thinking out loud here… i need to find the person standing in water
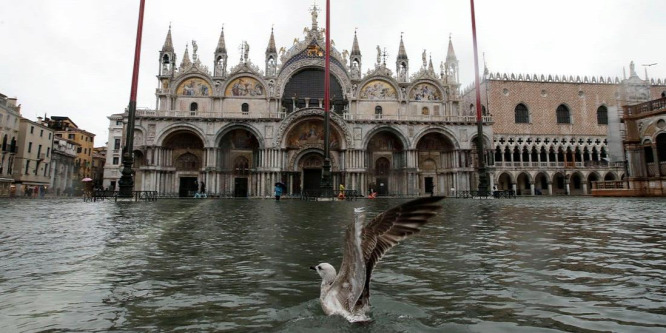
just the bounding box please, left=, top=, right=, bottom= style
left=274, top=184, right=283, bottom=201
left=338, top=183, right=346, bottom=200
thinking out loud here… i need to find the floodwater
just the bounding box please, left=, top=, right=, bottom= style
left=1, top=196, right=665, bottom=332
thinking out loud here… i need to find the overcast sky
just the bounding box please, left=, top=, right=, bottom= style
left=1, top=0, right=665, bottom=145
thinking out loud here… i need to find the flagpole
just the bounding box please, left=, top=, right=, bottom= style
left=470, top=0, right=489, bottom=195
left=119, top=0, right=146, bottom=197
left=321, top=0, right=332, bottom=194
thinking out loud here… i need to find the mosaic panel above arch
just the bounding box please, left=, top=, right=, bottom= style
left=367, top=132, right=404, bottom=151
left=225, top=77, right=264, bottom=97
left=410, top=83, right=441, bottom=101
left=177, top=78, right=211, bottom=96
left=359, top=80, right=397, bottom=100
left=286, top=119, right=342, bottom=151
left=221, top=129, right=259, bottom=150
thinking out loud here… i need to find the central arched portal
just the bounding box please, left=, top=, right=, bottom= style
left=298, top=152, right=325, bottom=192
left=162, top=130, right=205, bottom=197
left=366, top=131, right=406, bottom=196
left=284, top=116, right=343, bottom=195
left=416, top=132, right=457, bottom=195
left=218, top=128, right=260, bottom=197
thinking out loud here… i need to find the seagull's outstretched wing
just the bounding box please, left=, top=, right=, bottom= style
left=329, top=208, right=367, bottom=314
left=354, top=196, right=445, bottom=311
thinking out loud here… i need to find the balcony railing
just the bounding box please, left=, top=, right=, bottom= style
left=591, top=181, right=625, bottom=189
left=134, top=109, right=493, bottom=123
left=624, top=97, right=666, bottom=117
left=136, top=110, right=287, bottom=119
left=343, top=114, right=493, bottom=123
left=495, top=160, right=623, bottom=169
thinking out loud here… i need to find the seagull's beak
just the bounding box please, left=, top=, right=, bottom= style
left=309, top=266, right=316, bottom=270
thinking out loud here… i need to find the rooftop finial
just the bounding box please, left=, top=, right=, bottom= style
left=309, top=2, right=320, bottom=30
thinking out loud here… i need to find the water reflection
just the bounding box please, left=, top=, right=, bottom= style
left=1, top=197, right=665, bottom=332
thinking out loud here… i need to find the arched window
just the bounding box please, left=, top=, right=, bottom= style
left=556, top=104, right=571, bottom=124
left=657, top=133, right=666, bottom=162
left=190, top=102, right=198, bottom=112
left=596, top=105, right=608, bottom=125
left=375, top=105, right=383, bottom=119
left=233, top=156, right=250, bottom=176
left=175, top=153, right=199, bottom=171
left=241, top=103, right=249, bottom=113
left=514, top=103, right=529, bottom=123
left=494, top=146, right=502, bottom=162
left=482, top=105, right=487, bottom=116
left=2, top=134, right=7, bottom=151
left=375, top=157, right=391, bottom=175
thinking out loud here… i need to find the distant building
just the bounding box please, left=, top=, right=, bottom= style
left=43, top=116, right=95, bottom=194
left=50, top=137, right=79, bottom=196
left=13, top=118, right=54, bottom=196
left=92, top=146, right=106, bottom=189
left=0, top=93, right=21, bottom=197
left=462, top=61, right=666, bottom=195
left=612, top=95, right=666, bottom=196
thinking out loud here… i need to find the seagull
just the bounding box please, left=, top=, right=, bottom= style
left=310, top=196, right=445, bottom=322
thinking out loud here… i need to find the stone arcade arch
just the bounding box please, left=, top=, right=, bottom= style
left=367, top=130, right=406, bottom=196
left=516, top=172, right=532, bottom=195
left=162, top=130, right=205, bottom=197
left=553, top=172, right=567, bottom=195
left=497, top=172, right=513, bottom=191
left=415, top=132, right=458, bottom=195
left=587, top=171, right=601, bottom=193
left=535, top=172, right=549, bottom=195
left=604, top=172, right=617, bottom=181
left=283, top=116, right=343, bottom=194
left=570, top=171, right=585, bottom=195
left=216, top=128, right=260, bottom=197
left=657, top=133, right=666, bottom=172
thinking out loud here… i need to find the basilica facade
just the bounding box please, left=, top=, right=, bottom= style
left=103, top=8, right=489, bottom=197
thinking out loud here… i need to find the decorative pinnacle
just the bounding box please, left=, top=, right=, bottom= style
left=309, top=2, right=320, bottom=30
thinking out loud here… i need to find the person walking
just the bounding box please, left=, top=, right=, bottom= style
left=274, top=183, right=283, bottom=201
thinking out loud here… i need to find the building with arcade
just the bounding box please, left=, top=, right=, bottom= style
left=103, top=7, right=490, bottom=197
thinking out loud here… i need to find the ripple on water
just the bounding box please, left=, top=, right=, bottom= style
left=1, top=197, right=666, bottom=332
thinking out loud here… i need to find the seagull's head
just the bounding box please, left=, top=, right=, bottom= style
left=310, top=263, right=337, bottom=283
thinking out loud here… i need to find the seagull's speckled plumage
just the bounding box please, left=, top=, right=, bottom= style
left=311, top=196, right=445, bottom=322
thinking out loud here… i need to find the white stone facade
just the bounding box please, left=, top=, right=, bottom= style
left=0, top=94, right=21, bottom=197
left=103, top=9, right=491, bottom=197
